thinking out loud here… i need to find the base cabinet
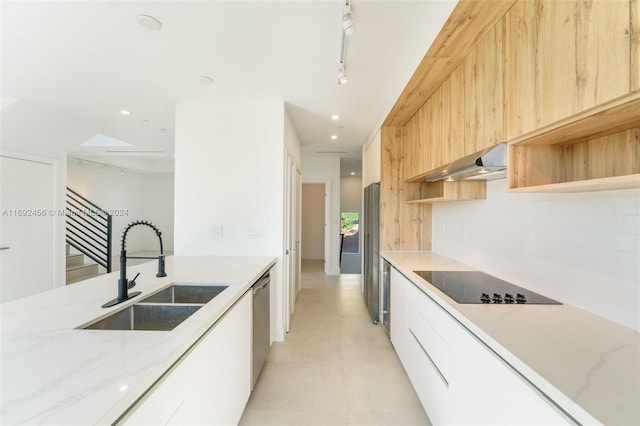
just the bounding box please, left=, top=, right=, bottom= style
left=123, top=290, right=252, bottom=425
left=389, top=267, right=409, bottom=365
left=389, top=264, right=572, bottom=425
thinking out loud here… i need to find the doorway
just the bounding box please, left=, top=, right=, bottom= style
left=301, top=183, right=326, bottom=273
left=1, top=154, right=57, bottom=302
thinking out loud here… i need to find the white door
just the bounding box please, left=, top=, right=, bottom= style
left=283, top=154, right=292, bottom=332
left=288, top=165, right=300, bottom=315
left=0, top=155, right=56, bottom=302
left=294, top=168, right=301, bottom=297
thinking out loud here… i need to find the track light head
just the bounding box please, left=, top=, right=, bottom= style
left=342, top=12, right=354, bottom=36
left=337, top=63, right=348, bottom=85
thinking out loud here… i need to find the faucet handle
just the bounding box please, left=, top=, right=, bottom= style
left=128, top=272, right=140, bottom=289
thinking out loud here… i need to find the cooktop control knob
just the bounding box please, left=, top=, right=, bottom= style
left=492, top=293, right=503, bottom=303
left=516, top=293, right=527, bottom=304
left=480, top=293, right=491, bottom=303
left=504, top=293, right=515, bottom=304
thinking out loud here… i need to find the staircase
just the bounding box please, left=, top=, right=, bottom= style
left=66, top=243, right=101, bottom=284
left=65, top=187, right=113, bottom=285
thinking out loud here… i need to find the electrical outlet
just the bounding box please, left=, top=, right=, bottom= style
left=212, top=225, right=223, bottom=238
left=247, top=227, right=263, bottom=239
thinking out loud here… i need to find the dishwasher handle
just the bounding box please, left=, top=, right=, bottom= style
left=252, top=273, right=270, bottom=295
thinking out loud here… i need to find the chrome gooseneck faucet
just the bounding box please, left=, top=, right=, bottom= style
left=102, top=220, right=167, bottom=308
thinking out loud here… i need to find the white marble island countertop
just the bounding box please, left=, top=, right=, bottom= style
left=381, top=251, right=640, bottom=426
left=1, top=255, right=276, bottom=425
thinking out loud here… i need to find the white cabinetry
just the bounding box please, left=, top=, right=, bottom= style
left=389, top=267, right=409, bottom=364
left=389, top=264, right=572, bottom=425
left=123, top=290, right=252, bottom=425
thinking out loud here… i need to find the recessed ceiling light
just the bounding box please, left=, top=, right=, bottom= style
left=330, top=135, right=338, bottom=140
left=198, top=75, right=215, bottom=85
left=137, top=14, right=162, bottom=31
left=120, top=110, right=130, bottom=116
left=331, top=114, right=340, bottom=120
left=350, top=172, right=355, bottom=175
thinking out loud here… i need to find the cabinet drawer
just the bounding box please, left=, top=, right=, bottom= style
left=408, top=303, right=450, bottom=382
left=405, top=323, right=451, bottom=425
left=408, top=281, right=464, bottom=346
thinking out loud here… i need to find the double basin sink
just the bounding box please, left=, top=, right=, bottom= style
left=80, top=283, right=228, bottom=331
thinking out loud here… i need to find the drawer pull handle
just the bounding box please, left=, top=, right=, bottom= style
left=409, top=328, right=449, bottom=388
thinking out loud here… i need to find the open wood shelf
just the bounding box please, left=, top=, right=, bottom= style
left=508, top=92, right=640, bottom=193
left=508, top=174, right=640, bottom=193
left=509, top=91, right=640, bottom=146
left=406, top=180, right=486, bottom=203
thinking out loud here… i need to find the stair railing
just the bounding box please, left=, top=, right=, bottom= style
left=66, top=187, right=112, bottom=273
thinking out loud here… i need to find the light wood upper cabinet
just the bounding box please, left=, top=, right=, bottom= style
left=504, top=0, right=631, bottom=139
left=633, top=0, right=640, bottom=91
left=403, top=20, right=503, bottom=184
left=425, top=88, right=443, bottom=172
left=402, top=110, right=423, bottom=180
left=441, top=65, right=465, bottom=167
left=463, top=21, right=505, bottom=154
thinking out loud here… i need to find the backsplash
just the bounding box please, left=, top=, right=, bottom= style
left=432, top=180, right=639, bottom=330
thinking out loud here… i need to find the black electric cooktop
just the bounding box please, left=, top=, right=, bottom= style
left=413, top=271, right=561, bottom=305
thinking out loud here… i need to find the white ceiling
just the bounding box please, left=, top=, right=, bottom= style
left=1, top=0, right=456, bottom=170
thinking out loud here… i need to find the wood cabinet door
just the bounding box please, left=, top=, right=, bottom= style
left=463, top=21, right=505, bottom=155
left=402, top=114, right=423, bottom=181
left=425, top=88, right=443, bottom=171
left=441, top=65, right=465, bottom=166
left=632, top=0, right=640, bottom=91
left=504, top=0, right=631, bottom=139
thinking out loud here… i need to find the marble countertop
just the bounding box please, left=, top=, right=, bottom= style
left=381, top=251, right=640, bottom=426
left=0, top=255, right=276, bottom=425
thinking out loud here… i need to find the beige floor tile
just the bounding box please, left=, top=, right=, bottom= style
left=241, top=261, right=428, bottom=426
left=268, top=337, right=342, bottom=364
left=248, top=361, right=347, bottom=413
left=347, top=409, right=431, bottom=426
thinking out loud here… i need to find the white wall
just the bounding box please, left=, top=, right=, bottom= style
left=301, top=184, right=325, bottom=260
left=174, top=99, right=295, bottom=342
left=67, top=161, right=174, bottom=258
left=363, top=129, right=381, bottom=187
left=174, top=100, right=284, bottom=256
left=302, top=156, right=341, bottom=275
left=1, top=100, right=99, bottom=289
left=432, top=180, right=640, bottom=331
left=340, top=175, right=363, bottom=273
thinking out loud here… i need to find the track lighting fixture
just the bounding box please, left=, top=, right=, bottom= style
left=338, top=62, right=348, bottom=85
left=342, top=12, right=354, bottom=36
left=337, top=1, right=353, bottom=85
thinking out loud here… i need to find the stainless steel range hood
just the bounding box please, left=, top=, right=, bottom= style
left=423, top=142, right=507, bottom=182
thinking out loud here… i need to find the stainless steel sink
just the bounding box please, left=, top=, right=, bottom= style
left=139, top=283, right=229, bottom=304
left=82, top=304, right=202, bottom=331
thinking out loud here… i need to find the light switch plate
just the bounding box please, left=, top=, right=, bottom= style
left=247, top=227, right=263, bottom=239
left=212, top=225, right=223, bottom=238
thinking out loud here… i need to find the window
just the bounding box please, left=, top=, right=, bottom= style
left=340, top=212, right=359, bottom=254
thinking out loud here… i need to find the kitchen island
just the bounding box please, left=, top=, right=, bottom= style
left=0, top=255, right=276, bottom=425
left=382, top=251, right=640, bottom=426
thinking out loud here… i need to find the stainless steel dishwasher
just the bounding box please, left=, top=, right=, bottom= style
left=251, top=270, right=270, bottom=390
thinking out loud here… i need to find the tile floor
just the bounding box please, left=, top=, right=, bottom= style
left=239, top=260, right=430, bottom=426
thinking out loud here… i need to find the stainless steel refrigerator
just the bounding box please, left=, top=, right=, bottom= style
left=363, top=182, right=380, bottom=324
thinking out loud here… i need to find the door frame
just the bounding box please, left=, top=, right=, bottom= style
left=301, top=179, right=331, bottom=275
